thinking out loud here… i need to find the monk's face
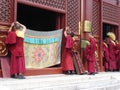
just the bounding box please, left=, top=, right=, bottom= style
left=105, top=37, right=110, bottom=44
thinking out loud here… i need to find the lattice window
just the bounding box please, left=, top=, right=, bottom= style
left=119, top=7, right=120, bottom=23
left=66, top=0, right=79, bottom=33
left=103, top=2, right=119, bottom=23
left=24, top=0, right=66, bottom=10
left=0, top=0, right=13, bottom=23
left=92, top=0, right=101, bottom=71
left=92, top=0, right=100, bottom=35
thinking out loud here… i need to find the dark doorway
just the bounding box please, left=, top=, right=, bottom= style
left=17, top=3, right=59, bottom=31
left=103, top=23, right=118, bottom=40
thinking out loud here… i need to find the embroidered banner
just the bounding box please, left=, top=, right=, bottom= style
left=24, top=29, right=63, bottom=69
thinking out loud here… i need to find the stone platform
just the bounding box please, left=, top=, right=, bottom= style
left=0, top=72, right=120, bottom=90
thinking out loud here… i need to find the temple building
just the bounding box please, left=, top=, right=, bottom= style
left=0, top=0, right=120, bottom=77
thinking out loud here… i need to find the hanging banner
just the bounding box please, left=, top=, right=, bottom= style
left=24, top=29, right=63, bottom=69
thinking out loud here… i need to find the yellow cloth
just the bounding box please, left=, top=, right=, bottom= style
left=16, top=30, right=24, bottom=38
left=107, top=32, right=116, bottom=41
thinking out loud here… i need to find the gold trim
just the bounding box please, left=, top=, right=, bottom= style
left=25, top=34, right=60, bottom=38
left=0, top=25, right=9, bottom=30
left=0, top=35, right=7, bottom=38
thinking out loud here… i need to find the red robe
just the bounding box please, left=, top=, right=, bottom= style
left=102, top=42, right=109, bottom=70
left=84, top=37, right=97, bottom=73
left=63, top=36, right=74, bottom=71
left=115, top=43, right=120, bottom=70
left=5, top=31, right=26, bottom=75
left=108, top=40, right=117, bottom=71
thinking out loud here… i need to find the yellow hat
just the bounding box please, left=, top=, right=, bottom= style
left=107, top=32, right=116, bottom=41
left=16, top=30, right=24, bottom=38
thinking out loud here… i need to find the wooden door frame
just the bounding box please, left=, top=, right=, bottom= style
left=13, top=0, right=66, bottom=76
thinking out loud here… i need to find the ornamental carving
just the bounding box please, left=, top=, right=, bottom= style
left=24, top=0, right=66, bottom=10
left=0, top=0, right=13, bottom=23
left=92, top=0, right=100, bottom=35
left=103, top=2, right=119, bottom=23
left=66, top=0, right=80, bottom=34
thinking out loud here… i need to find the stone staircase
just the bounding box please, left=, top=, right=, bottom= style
left=0, top=72, right=120, bottom=90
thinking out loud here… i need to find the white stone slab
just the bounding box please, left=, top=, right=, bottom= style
left=0, top=72, right=120, bottom=90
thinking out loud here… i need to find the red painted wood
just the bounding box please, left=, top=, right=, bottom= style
left=0, top=67, right=63, bottom=77
left=86, top=0, right=93, bottom=21
left=17, top=0, right=66, bottom=14
left=103, top=0, right=118, bottom=5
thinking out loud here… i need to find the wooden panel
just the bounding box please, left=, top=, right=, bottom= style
left=103, top=0, right=118, bottom=5
left=103, top=2, right=119, bottom=24
left=86, top=0, right=93, bottom=21
left=0, top=0, right=14, bottom=25
left=92, top=0, right=100, bottom=35
left=118, top=7, right=120, bottom=41
left=17, top=0, right=66, bottom=13
left=24, top=67, right=63, bottom=76
left=0, top=67, right=63, bottom=77
left=66, top=0, right=80, bottom=33
left=92, top=0, right=102, bottom=71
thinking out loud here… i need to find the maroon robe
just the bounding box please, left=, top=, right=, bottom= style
left=115, top=43, right=120, bottom=70
left=102, top=42, right=110, bottom=70
left=5, top=31, right=26, bottom=75
left=108, top=40, right=117, bottom=71
left=84, top=37, right=97, bottom=73
left=63, top=36, right=74, bottom=71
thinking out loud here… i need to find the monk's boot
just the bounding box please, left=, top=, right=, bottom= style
left=11, top=74, right=18, bottom=79
left=65, top=70, right=71, bottom=75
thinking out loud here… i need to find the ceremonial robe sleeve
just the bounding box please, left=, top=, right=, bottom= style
left=5, top=31, right=16, bottom=44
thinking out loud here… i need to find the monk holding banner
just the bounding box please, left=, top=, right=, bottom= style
left=5, top=21, right=26, bottom=79
left=62, top=26, right=75, bottom=75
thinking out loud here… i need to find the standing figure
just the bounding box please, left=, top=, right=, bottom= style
left=5, top=21, right=26, bottom=79
left=84, top=34, right=97, bottom=75
left=115, top=40, right=120, bottom=71
left=63, top=26, right=75, bottom=74
left=107, top=32, right=117, bottom=71
left=102, top=36, right=110, bottom=72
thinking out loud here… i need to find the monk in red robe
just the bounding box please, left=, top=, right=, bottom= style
left=115, top=41, right=120, bottom=71
left=107, top=32, right=117, bottom=71
left=102, top=36, right=110, bottom=72
left=5, top=21, right=26, bottom=79
left=84, top=34, right=97, bottom=75
left=63, top=26, right=75, bottom=74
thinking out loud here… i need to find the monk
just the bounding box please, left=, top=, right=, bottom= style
left=84, top=34, right=97, bottom=75
left=102, top=36, right=110, bottom=72
left=62, top=26, right=75, bottom=74
left=5, top=21, right=26, bottom=79
left=107, top=32, right=117, bottom=71
left=115, top=41, right=120, bottom=71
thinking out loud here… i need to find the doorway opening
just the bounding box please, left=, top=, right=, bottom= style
left=17, top=3, right=65, bottom=70
left=103, top=23, right=118, bottom=40
left=17, top=3, right=63, bottom=31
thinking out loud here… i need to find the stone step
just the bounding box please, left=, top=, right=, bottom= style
left=0, top=72, right=120, bottom=90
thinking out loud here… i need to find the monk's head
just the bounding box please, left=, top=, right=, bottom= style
left=14, top=22, right=22, bottom=30
left=70, top=32, right=75, bottom=37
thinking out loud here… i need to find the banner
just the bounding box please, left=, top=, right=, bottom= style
left=24, top=29, right=63, bottom=69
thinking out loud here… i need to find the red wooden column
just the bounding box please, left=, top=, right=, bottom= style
left=99, top=0, right=103, bottom=71
left=80, top=0, right=87, bottom=70
left=0, top=0, right=15, bottom=77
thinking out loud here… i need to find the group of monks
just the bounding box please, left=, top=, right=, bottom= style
left=103, top=32, right=120, bottom=72
left=62, top=26, right=98, bottom=75
left=62, top=25, right=120, bottom=75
